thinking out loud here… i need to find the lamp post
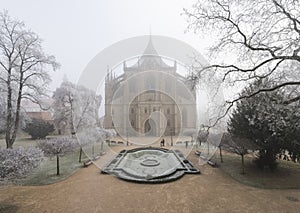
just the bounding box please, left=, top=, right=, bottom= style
left=170, top=128, right=173, bottom=146
left=126, top=126, right=129, bottom=146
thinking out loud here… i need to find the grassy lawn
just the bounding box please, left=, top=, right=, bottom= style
left=212, top=152, right=300, bottom=189
left=0, top=203, right=19, bottom=213
left=0, top=134, right=95, bottom=186
left=15, top=150, right=89, bottom=186
left=0, top=133, right=60, bottom=148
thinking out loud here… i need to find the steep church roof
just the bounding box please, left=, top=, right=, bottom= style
left=124, top=36, right=176, bottom=72
left=142, top=36, right=159, bottom=55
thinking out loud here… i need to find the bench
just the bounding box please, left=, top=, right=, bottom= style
left=83, top=154, right=104, bottom=167
left=83, top=159, right=93, bottom=167
left=207, top=160, right=218, bottom=167
left=195, top=151, right=218, bottom=168
left=195, top=150, right=201, bottom=156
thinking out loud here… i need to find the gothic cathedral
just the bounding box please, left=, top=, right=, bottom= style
left=104, top=37, right=196, bottom=136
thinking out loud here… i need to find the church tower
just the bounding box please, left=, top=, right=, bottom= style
left=103, top=37, right=196, bottom=136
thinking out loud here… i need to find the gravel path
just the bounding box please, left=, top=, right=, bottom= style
left=0, top=148, right=300, bottom=213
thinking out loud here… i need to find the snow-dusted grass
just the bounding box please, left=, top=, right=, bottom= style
left=0, top=135, right=35, bottom=148
left=0, top=134, right=58, bottom=148
left=0, top=135, right=90, bottom=185
left=213, top=153, right=300, bottom=189
left=16, top=150, right=86, bottom=185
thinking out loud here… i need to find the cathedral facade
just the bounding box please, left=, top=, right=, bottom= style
left=103, top=38, right=197, bottom=136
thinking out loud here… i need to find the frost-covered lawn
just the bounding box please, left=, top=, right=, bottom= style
left=0, top=135, right=89, bottom=185
left=213, top=153, right=300, bottom=189
left=16, top=150, right=85, bottom=185
left=0, top=134, right=59, bottom=148
left=0, top=135, right=37, bottom=148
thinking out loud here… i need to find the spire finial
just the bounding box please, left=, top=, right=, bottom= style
left=143, top=31, right=158, bottom=56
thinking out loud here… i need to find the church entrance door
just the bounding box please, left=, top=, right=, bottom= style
left=144, top=119, right=157, bottom=136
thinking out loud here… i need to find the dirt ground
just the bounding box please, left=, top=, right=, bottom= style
left=0, top=146, right=300, bottom=213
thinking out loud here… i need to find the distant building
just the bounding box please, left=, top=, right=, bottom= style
left=103, top=37, right=197, bottom=136
left=22, top=99, right=55, bottom=127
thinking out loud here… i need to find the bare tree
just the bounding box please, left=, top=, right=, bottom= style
left=185, top=0, right=300, bottom=125
left=0, top=11, right=59, bottom=148
left=0, top=83, right=6, bottom=133
left=52, top=81, right=102, bottom=163
left=52, top=80, right=101, bottom=135
left=197, top=124, right=209, bottom=147
left=221, top=132, right=256, bottom=174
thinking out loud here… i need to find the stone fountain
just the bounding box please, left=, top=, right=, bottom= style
left=101, top=147, right=200, bottom=183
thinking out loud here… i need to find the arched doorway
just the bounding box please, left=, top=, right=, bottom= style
left=144, top=119, right=157, bottom=136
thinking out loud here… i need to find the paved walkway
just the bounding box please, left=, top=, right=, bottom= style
left=0, top=149, right=300, bottom=212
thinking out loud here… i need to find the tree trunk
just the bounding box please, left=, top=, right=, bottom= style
left=219, top=146, right=223, bottom=163
left=79, top=147, right=82, bottom=163
left=10, top=77, right=23, bottom=148
left=57, top=155, right=60, bottom=175
left=5, top=65, right=24, bottom=149
left=207, top=141, right=210, bottom=155
left=241, top=154, right=245, bottom=175
left=92, top=143, right=95, bottom=159
left=69, top=94, right=75, bottom=135
left=5, top=72, right=13, bottom=149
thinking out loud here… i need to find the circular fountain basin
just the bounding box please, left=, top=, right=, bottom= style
left=140, top=158, right=160, bottom=167
left=101, top=147, right=200, bottom=183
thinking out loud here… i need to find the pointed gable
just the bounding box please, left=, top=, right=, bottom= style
left=124, top=36, right=176, bottom=72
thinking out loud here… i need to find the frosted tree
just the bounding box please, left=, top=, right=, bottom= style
left=37, top=137, right=77, bottom=175
left=185, top=0, right=300, bottom=125
left=52, top=80, right=102, bottom=135
left=0, top=83, right=6, bottom=133
left=76, top=127, right=115, bottom=162
left=0, top=147, right=43, bottom=180
left=0, top=11, right=59, bottom=148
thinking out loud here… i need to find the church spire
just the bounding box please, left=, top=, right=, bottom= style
left=124, top=35, right=176, bottom=72
left=143, top=35, right=158, bottom=56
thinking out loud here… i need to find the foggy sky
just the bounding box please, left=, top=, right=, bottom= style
left=1, top=0, right=212, bottom=91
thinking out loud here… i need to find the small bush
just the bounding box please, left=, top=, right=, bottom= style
left=37, top=137, right=78, bottom=157
left=0, top=147, right=43, bottom=180
left=254, top=150, right=278, bottom=171
left=37, top=137, right=78, bottom=175
left=24, top=118, right=55, bottom=139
